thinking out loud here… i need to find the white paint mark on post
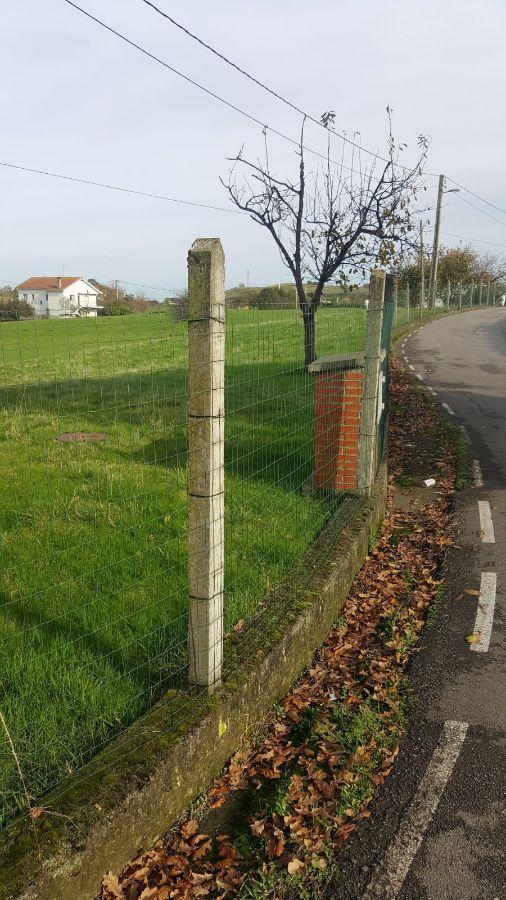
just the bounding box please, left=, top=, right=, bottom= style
left=188, top=238, right=225, bottom=690
left=472, top=459, right=483, bottom=488
left=363, top=721, right=468, bottom=900
left=470, top=572, right=497, bottom=653
left=478, top=500, right=495, bottom=543
left=358, top=270, right=385, bottom=497
left=442, top=402, right=455, bottom=416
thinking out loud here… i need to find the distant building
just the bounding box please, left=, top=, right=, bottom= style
left=16, top=276, right=102, bottom=318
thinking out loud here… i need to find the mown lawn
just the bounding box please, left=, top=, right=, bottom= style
left=0, top=307, right=366, bottom=822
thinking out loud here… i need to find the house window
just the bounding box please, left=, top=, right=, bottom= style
left=46, top=293, right=48, bottom=301
left=32, top=294, right=35, bottom=301
left=23, top=293, right=27, bottom=301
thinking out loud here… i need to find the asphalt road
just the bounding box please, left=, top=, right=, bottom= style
left=325, top=309, right=506, bottom=900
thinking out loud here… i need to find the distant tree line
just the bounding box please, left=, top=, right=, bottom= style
left=89, top=281, right=162, bottom=316
left=399, top=246, right=505, bottom=302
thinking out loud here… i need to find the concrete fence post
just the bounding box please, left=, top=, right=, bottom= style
left=446, top=281, right=451, bottom=310
left=406, top=282, right=410, bottom=323
left=470, top=282, right=474, bottom=307
left=187, top=238, right=225, bottom=691
left=358, top=270, right=386, bottom=496
left=479, top=283, right=483, bottom=306
left=486, top=281, right=491, bottom=306
left=459, top=281, right=463, bottom=310
left=393, top=276, right=398, bottom=327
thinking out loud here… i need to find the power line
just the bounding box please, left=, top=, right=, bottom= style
left=0, top=161, right=241, bottom=214
left=441, top=231, right=506, bottom=250
left=60, top=0, right=415, bottom=180
left=446, top=177, right=506, bottom=217
left=138, top=0, right=410, bottom=172
left=138, top=2, right=506, bottom=218
left=453, top=191, right=506, bottom=228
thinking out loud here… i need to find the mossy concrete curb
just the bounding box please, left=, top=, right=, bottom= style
left=3, top=465, right=387, bottom=900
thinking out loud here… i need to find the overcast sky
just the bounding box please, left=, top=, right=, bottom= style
left=2, top=0, right=505, bottom=296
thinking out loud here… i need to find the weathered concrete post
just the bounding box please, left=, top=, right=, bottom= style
left=393, top=276, right=398, bottom=327
left=479, top=282, right=483, bottom=306
left=470, top=282, right=474, bottom=307
left=406, top=282, right=410, bottom=323
left=358, top=270, right=386, bottom=497
left=459, top=281, right=463, bottom=310
left=187, top=238, right=225, bottom=691
left=446, top=281, right=451, bottom=310
left=486, top=281, right=491, bottom=306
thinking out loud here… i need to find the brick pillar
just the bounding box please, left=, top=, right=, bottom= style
left=308, top=355, right=364, bottom=492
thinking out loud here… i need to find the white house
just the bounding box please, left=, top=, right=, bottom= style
left=16, top=276, right=102, bottom=318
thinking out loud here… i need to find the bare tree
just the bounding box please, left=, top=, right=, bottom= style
left=223, top=113, right=427, bottom=365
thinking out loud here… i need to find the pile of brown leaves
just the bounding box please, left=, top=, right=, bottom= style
left=100, top=362, right=455, bottom=899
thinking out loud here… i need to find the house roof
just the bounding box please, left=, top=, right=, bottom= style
left=17, top=277, right=81, bottom=291
left=16, top=277, right=101, bottom=293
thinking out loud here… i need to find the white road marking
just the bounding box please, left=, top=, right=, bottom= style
left=416, top=373, right=424, bottom=381
left=470, top=572, right=497, bottom=653
left=409, top=364, right=415, bottom=371
left=478, top=500, right=495, bottom=543
left=427, top=386, right=437, bottom=396
left=460, top=425, right=471, bottom=443
left=472, top=459, right=483, bottom=488
left=363, top=721, right=468, bottom=900
left=442, top=402, right=455, bottom=416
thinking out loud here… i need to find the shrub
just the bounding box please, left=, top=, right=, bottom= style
left=0, top=299, right=34, bottom=321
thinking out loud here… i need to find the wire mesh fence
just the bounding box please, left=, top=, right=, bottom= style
left=0, top=262, right=496, bottom=827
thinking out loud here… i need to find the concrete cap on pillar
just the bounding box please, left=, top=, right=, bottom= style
left=307, top=350, right=385, bottom=374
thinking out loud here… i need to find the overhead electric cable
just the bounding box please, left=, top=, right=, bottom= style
left=453, top=192, right=506, bottom=228
left=441, top=231, right=506, bottom=249
left=446, top=177, right=506, bottom=217
left=0, top=161, right=241, bottom=214
left=139, top=0, right=506, bottom=218
left=60, top=0, right=414, bottom=179
left=138, top=0, right=408, bottom=170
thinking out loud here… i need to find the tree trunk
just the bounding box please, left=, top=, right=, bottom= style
left=303, top=309, right=316, bottom=367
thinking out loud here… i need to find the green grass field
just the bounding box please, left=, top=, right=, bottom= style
left=0, top=306, right=367, bottom=822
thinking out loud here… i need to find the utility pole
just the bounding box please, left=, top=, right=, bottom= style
left=419, top=220, right=425, bottom=319
left=115, top=279, right=119, bottom=302
left=428, top=175, right=445, bottom=308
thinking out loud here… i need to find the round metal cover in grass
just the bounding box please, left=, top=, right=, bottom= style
left=57, top=432, right=109, bottom=443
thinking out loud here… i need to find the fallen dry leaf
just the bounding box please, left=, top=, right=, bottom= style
left=465, top=633, right=481, bottom=644
left=287, top=858, right=305, bottom=875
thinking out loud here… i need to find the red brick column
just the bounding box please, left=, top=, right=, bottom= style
left=311, top=361, right=364, bottom=492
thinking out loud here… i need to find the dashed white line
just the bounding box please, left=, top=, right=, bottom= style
left=472, top=459, right=483, bottom=488
left=363, top=721, right=468, bottom=900
left=442, top=402, right=455, bottom=416
left=427, top=386, right=437, bottom=396
left=478, top=500, right=495, bottom=543
left=470, top=572, right=497, bottom=653
left=460, top=425, right=471, bottom=443
left=416, top=373, right=424, bottom=381
left=409, top=364, right=415, bottom=371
